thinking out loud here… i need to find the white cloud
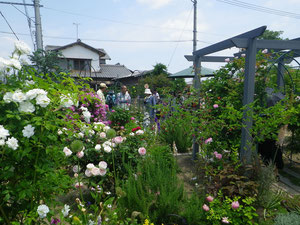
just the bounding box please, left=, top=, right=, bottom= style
left=137, top=0, right=172, bottom=9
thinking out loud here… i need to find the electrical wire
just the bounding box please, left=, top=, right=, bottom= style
left=216, top=0, right=300, bottom=19
left=0, top=30, right=212, bottom=43
left=167, top=6, right=193, bottom=68
left=42, top=6, right=223, bottom=37
left=0, top=11, right=19, bottom=40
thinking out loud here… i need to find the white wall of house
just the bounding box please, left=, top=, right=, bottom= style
left=60, top=45, right=100, bottom=71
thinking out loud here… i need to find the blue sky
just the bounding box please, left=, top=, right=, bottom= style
left=0, top=0, right=300, bottom=73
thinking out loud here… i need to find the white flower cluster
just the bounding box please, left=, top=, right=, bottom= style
left=61, top=204, right=70, bottom=217
left=0, top=57, right=22, bottom=70
left=81, top=106, right=91, bottom=123
left=22, top=124, right=35, bottom=138
left=37, top=204, right=49, bottom=218
left=60, top=94, right=75, bottom=108
left=3, top=88, right=50, bottom=112
left=0, top=125, right=18, bottom=150
left=14, top=40, right=31, bottom=55
left=85, top=161, right=107, bottom=177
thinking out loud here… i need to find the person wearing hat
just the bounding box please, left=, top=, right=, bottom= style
left=97, top=83, right=107, bottom=105
left=143, top=88, right=156, bottom=127
left=116, top=85, right=131, bottom=110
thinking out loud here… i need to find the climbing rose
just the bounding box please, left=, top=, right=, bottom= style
left=231, top=201, right=239, bottom=209
left=138, top=147, right=146, bottom=156
left=202, top=204, right=209, bottom=211
left=206, top=196, right=214, bottom=202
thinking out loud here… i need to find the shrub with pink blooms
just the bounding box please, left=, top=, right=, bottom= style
left=203, top=191, right=258, bottom=225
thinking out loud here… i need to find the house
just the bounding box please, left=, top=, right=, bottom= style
left=45, top=39, right=132, bottom=89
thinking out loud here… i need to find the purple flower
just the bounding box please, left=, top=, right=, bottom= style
left=51, top=218, right=61, bottom=224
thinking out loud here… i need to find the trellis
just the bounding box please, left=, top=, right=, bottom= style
left=185, top=26, right=300, bottom=164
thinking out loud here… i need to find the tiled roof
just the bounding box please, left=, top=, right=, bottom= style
left=169, top=66, right=215, bottom=78
left=45, top=41, right=110, bottom=60
left=93, top=64, right=132, bottom=79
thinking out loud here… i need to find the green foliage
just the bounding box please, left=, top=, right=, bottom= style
left=28, top=49, right=69, bottom=77
left=258, top=29, right=285, bottom=40
left=205, top=191, right=258, bottom=225
left=108, top=107, right=131, bottom=127
left=274, top=212, right=300, bottom=225
left=117, top=147, right=184, bottom=224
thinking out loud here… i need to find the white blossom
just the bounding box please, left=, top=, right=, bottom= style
left=36, top=94, right=50, bottom=107
left=0, top=125, right=10, bottom=139
left=25, top=80, right=35, bottom=86
left=99, top=132, right=106, bottom=138
left=3, top=92, right=13, bottom=103
left=86, top=163, right=95, bottom=170
left=61, top=204, right=70, bottom=217
left=8, top=58, right=21, bottom=70
left=14, top=40, right=31, bottom=55
left=57, top=130, right=63, bottom=135
left=0, top=139, right=5, bottom=146
left=37, top=204, right=49, bottom=219
left=22, top=125, right=35, bottom=138
left=6, top=137, right=18, bottom=150
left=63, top=147, right=72, bottom=157
left=19, top=101, right=35, bottom=113
left=12, top=90, right=27, bottom=103
left=82, top=110, right=91, bottom=123
left=60, top=95, right=74, bottom=108
left=99, top=161, right=107, bottom=170
left=95, top=144, right=101, bottom=151
left=103, top=145, right=112, bottom=153
left=91, top=167, right=101, bottom=176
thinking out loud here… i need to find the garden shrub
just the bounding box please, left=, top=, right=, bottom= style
left=108, top=107, right=131, bottom=127
left=117, top=148, right=184, bottom=224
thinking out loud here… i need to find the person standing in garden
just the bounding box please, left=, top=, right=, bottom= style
left=143, top=88, right=156, bottom=127
left=96, top=83, right=107, bottom=105
left=106, top=90, right=116, bottom=111
left=116, top=85, right=131, bottom=110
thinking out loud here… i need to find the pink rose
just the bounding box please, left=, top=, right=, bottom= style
left=91, top=167, right=101, bottom=176
left=138, top=147, right=146, bottom=156
left=113, top=136, right=123, bottom=144
left=231, top=201, right=239, bottom=209
left=206, top=196, right=214, bottom=202
left=111, top=110, right=115, bottom=113
left=77, top=151, right=84, bottom=158
left=215, top=153, right=222, bottom=159
left=99, top=161, right=107, bottom=170
left=225, top=58, right=230, bottom=62
left=99, top=132, right=106, bottom=138
left=131, top=117, right=135, bottom=120
left=202, top=204, right=210, bottom=211
left=205, top=137, right=213, bottom=144
left=75, top=182, right=84, bottom=188
left=99, top=169, right=107, bottom=176
left=222, top=217, right=230, bottom=224
left=120, top=126, right=124, bottom=130
left=213, top=104, right=219, bottom=109
left=85, top=169, right=92, bottom=177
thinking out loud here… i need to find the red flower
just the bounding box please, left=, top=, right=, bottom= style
left=132, top=126, right=141, bottom=132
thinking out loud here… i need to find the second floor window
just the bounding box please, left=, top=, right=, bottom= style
left=68, top=59, right=91, bottom=71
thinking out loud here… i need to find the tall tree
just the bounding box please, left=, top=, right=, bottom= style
left=258, top=29, right=286, bottom=40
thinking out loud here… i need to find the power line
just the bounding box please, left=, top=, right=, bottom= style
left=168, top=6, right=193, bottom=68
left=42, top=6, right=223, bottom=37
left=216, top=0, right=300, bottom=19
left=0, top=11, right=19, bottom=40
left=0, top=30, right=212, bottom=43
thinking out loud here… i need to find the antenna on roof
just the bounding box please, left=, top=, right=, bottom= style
left=73, top=22, right=80, bottom=40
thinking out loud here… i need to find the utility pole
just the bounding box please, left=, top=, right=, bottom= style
left=0, top=1, right=43, bottom=50
left=73, top=23, right=80, bottom=40
left=33, top=0, right=43, bottom=50
left=192, top=0, right=197, bottom=52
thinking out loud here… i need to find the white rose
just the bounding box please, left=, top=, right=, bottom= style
left=57, top=130, right=63, bottom=135
left=82, top=111, right=91, bottom=123
left=8, top=58, right=21, bottom=70
left=95, top=144, right=101, bottom=151
left=129, top=132, right=135, bottom=136
left=22, top=124, right=35, bottom=138
left=19, top=101, right=35, bottom=113
left=60, top=95, right=74, bottom=108
left=12, top=90, right=27, bottom=103
left=63, top=147, right=72, bottom=157
left=0, top=125, right=10, bottom=139
left=85, top=169, right=92, bottom=177
left=3, top=92, right=13, bottom=103
left=80, top=106, right=88, bottom=111
left=103, top=126, right=110, bottom=132
left=26, top=89, right=38, bottom=100
left=14, top=40, right=31, bottom=55
left=98, top=161, right=107, bottom=170
left=103, top=145, right=112, bottom=153
left=89, top=130, right=95, bottom=136
left=36, top=94, right=50, bottom=107
left=91, top=167, right=101, bottom=176
left=103, top=141, right=112, bottom=147
left=37, top=204, right=49, bottom=219
left=86, top=163, right=95, bottom=170
left=6, top=137, right=18, bottom=150
left=0, top=139, right=5, bottom=146
left=136, top=130, right=144, bottom=135
left=99, top=169, right=107, bottom=176
left=25, top=80, right=35, bottom=86
left=78, top=132, right=84, bottom=138
left=99, top=132, right=106, bottom=138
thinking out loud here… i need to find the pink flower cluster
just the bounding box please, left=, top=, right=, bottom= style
left=213, top=151, right=222, bottom=159
left=205, top=137, right=213, bottom=144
